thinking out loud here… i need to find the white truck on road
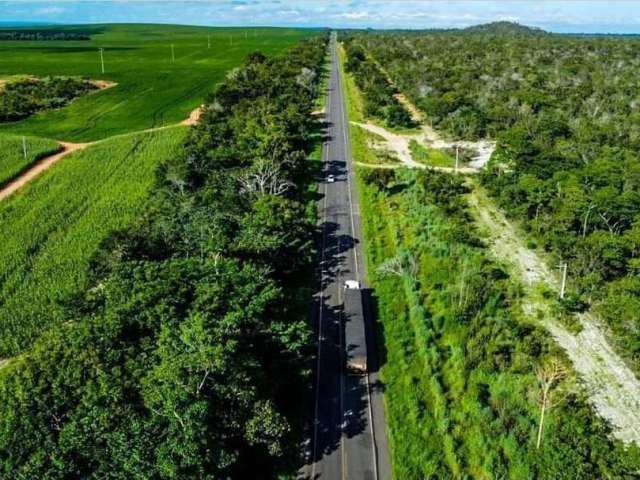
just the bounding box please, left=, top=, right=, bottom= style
left=343, top=286, right=367, bottom=375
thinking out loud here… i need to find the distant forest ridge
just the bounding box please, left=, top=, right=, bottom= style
left=344, top=21, right=640, bottom=37
left=0, top=30, right=91, bottom=41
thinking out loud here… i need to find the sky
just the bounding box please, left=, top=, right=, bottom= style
left=2, top=1, right=640, bottom=33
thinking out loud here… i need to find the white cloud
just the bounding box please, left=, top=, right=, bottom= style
left=33, top=6, right=67, bottom=16
left=339, top=11, right=371, bottom=20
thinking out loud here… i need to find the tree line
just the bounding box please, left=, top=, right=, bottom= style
left=0, top=30, right=90, bottom=41
left=0, top=34, right=328, bottom=479
left=0, top=76, right=97, bottom=122
left=351, top=27, right=640, bottom=371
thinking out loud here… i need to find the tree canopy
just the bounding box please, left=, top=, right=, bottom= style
left=0, top=33, right=328, bottom=479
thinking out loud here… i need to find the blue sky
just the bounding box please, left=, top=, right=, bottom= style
left=2, top=1, right=640, bottom=33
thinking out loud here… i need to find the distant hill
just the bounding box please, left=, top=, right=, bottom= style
left=463, top=21, right=546, bottom=35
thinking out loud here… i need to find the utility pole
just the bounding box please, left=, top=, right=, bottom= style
left=99, top=47, right=105, bottom=74
left=171, top=44, right=175, bottom=63
left=558, top=262, right=568, bottom=299
left=455, top=146, right=459, bottom=172
left=22, top=136, right=27, bottom=160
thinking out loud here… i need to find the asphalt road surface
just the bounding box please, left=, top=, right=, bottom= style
left=299, top=33, right=391, bottom=480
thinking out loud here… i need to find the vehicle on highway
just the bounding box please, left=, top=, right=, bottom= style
left=344, top=279, right=360, bottom=289
left=327, top=174, right=335, bottom=183
left=344, top=288, right=367, bottom=374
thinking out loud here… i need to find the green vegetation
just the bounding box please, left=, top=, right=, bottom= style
left=340, top=28, right=640, bottom=477
left=409, top=139, right=454, bottom=167
left=342, top=39, right=415, bottom=129
left=351, top=25, right=640, bottom=371
left=339, top=45, right=398, bottom=166
left=0, top=34, right=328, bottom=478
left=0, top=133, right=60, bottom=186
left=357, top=166, right=640, bottom=478
left=0, top=127, right=186, bottom=356
left=0, top=76, right=96, bottom=122
left=0, top=24, right=316, bottom=141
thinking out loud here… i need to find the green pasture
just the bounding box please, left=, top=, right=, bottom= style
left=0, top=126, right=187, bottom=356
left=0, top=24, right=317, bottom=141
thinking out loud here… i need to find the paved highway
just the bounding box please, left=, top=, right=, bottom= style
left=300, top=33, right=391, bottom=480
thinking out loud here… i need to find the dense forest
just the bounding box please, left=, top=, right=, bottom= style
left=358, top=166, right=640, bottom=478
left=0, top=30, right=90, bottom=41
left=0, top=34, right=327, bottom=479
left=349, top=24, right=640, bottom=370
left=0, top=76, right=97, bottom=122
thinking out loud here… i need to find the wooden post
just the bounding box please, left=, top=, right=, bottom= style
left=99, top=48, right=105, bottom=74
left=558, top=262, right=567, bottom=299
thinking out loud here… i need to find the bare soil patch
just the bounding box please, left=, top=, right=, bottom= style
left=353, top=121, right=483, bottom=174
left=89, top=79, right=118, bottom=90
left=181, top=105, right=204, bottom=126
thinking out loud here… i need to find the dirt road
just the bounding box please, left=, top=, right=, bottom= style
left=0, top=142, right=91, bottom=201
left=468, top=185, right=640, bottom=445
left=181, top=105, right=204, bottom=126
left=0, top=106, right=203, bottom=201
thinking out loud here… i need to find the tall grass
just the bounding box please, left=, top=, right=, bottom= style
left=0, top=127, right=186, bottom=356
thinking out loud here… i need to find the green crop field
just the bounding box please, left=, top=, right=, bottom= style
left=0, top=24, right=317, bottom=141
left=0, top=24, right=318, bottom=356
left=0, top=133, right=60, bottom=186
left=0, top=126, right=186, bottom=356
